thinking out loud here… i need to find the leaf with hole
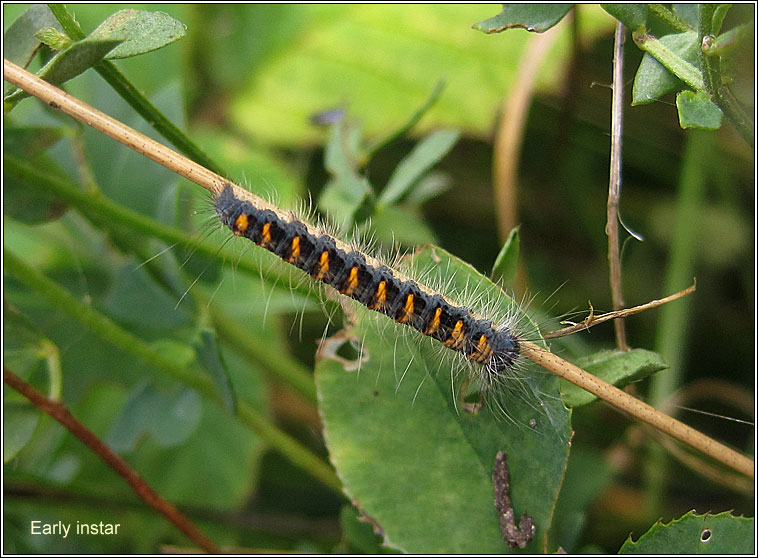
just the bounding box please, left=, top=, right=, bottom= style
left=316, top=246, right=570, bottom=553
left=620, top=510, right=754, bottom=554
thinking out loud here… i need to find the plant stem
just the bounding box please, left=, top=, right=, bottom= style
left=520, top=340, right=753, bottom=479
left=607, top=21, right=628, bottom=351
left=697, top=4, right=754, bottom=147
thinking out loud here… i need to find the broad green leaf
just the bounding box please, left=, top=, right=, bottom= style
left=2, top=4, right=63, bottom=72
left=3, top=398, right=41, bottom=463
left=3, top=126, right=69, bottom=224
left=106, top=381, right=202, bottom=451
left=379, top=129, right=460, bottom=206
left=601, top=4, right=648, bottom=30
left=561, top=349, right=668, bottom=407
left=4, top=150, right=72, bottom=225
left=676, top=90, right=723, bottom=130
left=316, top=246, right=570, bottom=553
left=491, top=226, right=520, bottom=286
left=632, top=30, right=701, bottom=105
left=473, top=4, right=573, bottom=34
left=130, top=398, right=263, bottom=508
left=88, top=9, right=186, bottom=60
left=230, top=5, right=614, bottom=146
left=4, top=35, right=124, bottom=106
left=620, top=511, right=755, bottom=554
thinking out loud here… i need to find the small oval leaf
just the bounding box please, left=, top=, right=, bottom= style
left=88, top=9, right=187, bottom=60
left=561, top=349, right=668, bottom=407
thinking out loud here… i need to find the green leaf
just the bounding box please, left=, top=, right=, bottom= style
left=130, top=399, right=263, bottom=508
left=339, top=505, right=385, bottom=554
left=106, top=381, right=203, bottom=452
left=404, top=171, right=451, bottom=207
left=2, top=4, right=63, bottom=70
left=711, top=4, right=732, bottom=35
left=3, top=128, right=72, bottom=224
left=316, top=246, right=571, bottom=553
left=379, top=129, right=460, bottom=206
left=620, top=510, right=755, bottom=554
left=4, top=35, right=124, bottom=106
left=3, top=397, right=41, bottom=463
left=601, top=4, right=648, bottom=30
left=473, top=4, right=573, bottom=33
left=88, top=9, right=187, bottom=60
left=230, top=5, right=615, bottom=146
left=632, top=30, right=701, bottom=105
left=676, top=90, right=723, bottom=130
left=561, top=349, right=668, bottom=407
left=491, top=226, right=520, bottom=286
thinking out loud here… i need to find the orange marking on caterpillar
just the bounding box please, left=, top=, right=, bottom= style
left=443, top=320, right=465, bottom=349
left=423, top=307, right=442, bottom=335
left=397, top=294, right=415, bottom=323
left=260, top=223, right=272, bottom=247
left=314, top=251, right=330, bottom=280
left=341, top=266, right=360, bottom=296
left=470, top=334, right=493, bottom=363
left=234, top=214, right=249, bottom=236
left=368, top=280, right=387, bottom=310
left=288, top=236, right=301, bottom=263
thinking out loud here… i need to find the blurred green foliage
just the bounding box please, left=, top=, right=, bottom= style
left=3, top=4, right=753, bottom=554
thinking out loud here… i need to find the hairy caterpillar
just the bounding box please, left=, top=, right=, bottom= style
left=214, top=184, right=523, bottom=391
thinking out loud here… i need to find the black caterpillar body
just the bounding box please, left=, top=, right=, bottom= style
left=214, top=185, right=519, bottom=380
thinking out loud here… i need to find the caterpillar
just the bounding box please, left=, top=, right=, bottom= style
left=213, top=184, right=521, bottom=388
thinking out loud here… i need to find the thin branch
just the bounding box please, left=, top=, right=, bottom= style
left=519, top=341, right=754, bottom=479
left=4, top=368, right=221, bottom=554
left=5, top=58, right=753, bottom=481
left=607, top=22, right=628, bottom=350
left=544, top=282, right=696, bottom=339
